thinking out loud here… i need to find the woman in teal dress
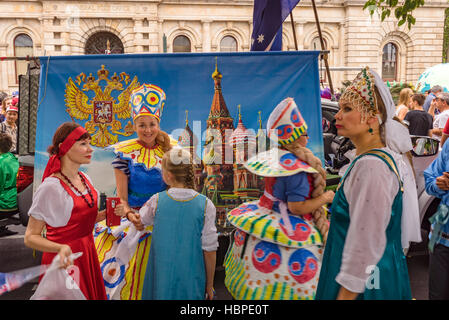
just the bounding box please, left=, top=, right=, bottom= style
left=316, top=67, right=421, bottom=300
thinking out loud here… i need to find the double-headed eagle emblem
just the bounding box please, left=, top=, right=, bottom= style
left=65, top=65, right=140, bottom=147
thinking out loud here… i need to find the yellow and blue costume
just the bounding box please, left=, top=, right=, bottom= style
left=94, top=84, right=175, bottom=300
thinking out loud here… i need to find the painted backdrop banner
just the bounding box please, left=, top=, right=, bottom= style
left=35, top=51, right=323, bottom=196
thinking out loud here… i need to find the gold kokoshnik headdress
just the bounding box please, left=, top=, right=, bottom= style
left=340, top=66, right=378, bottom=122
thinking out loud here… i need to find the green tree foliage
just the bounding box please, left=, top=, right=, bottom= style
left=443, top=8, right=449, bottom=63
left=389, top=82, right=414, bottom=105
left=363, top=0, right=426, bottom=29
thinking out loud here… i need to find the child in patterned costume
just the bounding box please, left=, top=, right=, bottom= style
left=225, top=97, right=333, bottom=300
left=94, top=84, right=175, bottom=300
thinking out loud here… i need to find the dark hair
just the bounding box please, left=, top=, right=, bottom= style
left=0, top=132, right=12, bottom=153
left=411, top=93, right=425, bottom=106
left=47, top=122, right=91, bottom=155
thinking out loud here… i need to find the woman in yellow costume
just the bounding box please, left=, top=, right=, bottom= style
left=225, top=97, right=333, bottom=300
left=94, top=84, right=175, bottom=300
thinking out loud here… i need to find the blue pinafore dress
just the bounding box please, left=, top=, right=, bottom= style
left=142, top=190, right=208, bottom=300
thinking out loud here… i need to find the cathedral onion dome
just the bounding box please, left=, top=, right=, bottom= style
left=208, top=57, right=232, bottom=120
left=212, top=64, right=222, bottom=80
left=256, top=110, right=270, bottom=151
left=229, top=106, right=256, bottom=147
left=178, top=122, right=198, bottom=148
left=178, top=110, right=198, bottom=148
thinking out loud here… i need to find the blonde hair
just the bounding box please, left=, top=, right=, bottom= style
left=283, top=140, right=329, bottom=242
left=162, top=147, right=195, bottom=189
left=282, top=140, right=326, bottom=198
left=398, top=88, right=413, bottom=107
left=156, top=130, right=173, bottom=152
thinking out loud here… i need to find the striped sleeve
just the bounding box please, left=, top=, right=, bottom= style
left=111, top=156, right=130, bottom=176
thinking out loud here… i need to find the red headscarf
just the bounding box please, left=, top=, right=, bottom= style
left=42, top=126, right=88, bottom=182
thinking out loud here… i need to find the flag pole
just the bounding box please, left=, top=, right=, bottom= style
left=290, top=13, right=299, bottom=51
left=310, top=0, right=335, bottom=99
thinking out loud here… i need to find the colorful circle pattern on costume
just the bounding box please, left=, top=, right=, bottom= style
left=290, top=108, right=304, bottom=127
left=101, top=257, right=126, bottom=289
left=279, top=215, right=312, bottom=241
left=230, top=203, right=259, bottom=216
left=234, top=229, right=246, bottom=247
left=279, top=153, right=309, bottom=171
left=133, top=94, right=143, bottom=106
left=288, top=249, right=318, bottom=284
left=275, top=124, right=293, bottom=140
left=252, top=241, right=281, bottom=273
left=146, top=92, right=159, bottom=105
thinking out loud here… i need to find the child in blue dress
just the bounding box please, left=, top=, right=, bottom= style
left=128, top=147, right=218, bottom=300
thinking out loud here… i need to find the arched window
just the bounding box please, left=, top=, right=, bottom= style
left=312, top=37, right=328, bottom=83
left=14, top=34, right=33, bottom=83
left=85, top=32, right=124, bottom=54
left=311, top=37, right=326, bottom=51
left=382, top=42, right=397, bottom=81
left=220, top=36, right=237, bottom=52
left=173, top=35, right=191, bottom=53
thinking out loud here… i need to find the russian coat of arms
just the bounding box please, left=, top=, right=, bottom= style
left=64, top=65, right=140, bottom=147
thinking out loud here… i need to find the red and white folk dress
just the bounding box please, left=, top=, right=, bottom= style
left=29, top=172, right=107, bottom=300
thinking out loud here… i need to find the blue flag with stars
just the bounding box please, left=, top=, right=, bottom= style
left=251, top=0, right=300, bottom=51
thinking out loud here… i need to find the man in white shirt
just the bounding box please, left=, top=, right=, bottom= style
left=430, top=92, right=449, bottom=141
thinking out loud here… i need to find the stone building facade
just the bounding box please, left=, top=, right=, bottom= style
left=1, top=0, right=448, bottom=93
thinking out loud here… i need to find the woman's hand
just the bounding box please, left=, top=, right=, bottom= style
left=114, top=203, right=126, bottom=217
left=127, top=212, right=144, bottom=231
left=96, top=209, right=106, bottom=223
left=58, top=244, right=73, bottom=269
left=322, top=190, right=335, bottom=204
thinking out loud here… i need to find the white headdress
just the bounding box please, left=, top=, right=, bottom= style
left=369, top=68, right=421, bottom=249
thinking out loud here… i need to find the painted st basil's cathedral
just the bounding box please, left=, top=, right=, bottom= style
left=177, top=59, right=269, bottom=233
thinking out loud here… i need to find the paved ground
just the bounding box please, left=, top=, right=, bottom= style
left=406, top=235, right=430, bottom=300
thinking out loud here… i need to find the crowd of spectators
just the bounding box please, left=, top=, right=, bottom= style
left=0, top=90, right=19, bottom=237
left=398, top=85, right=449, bottom=146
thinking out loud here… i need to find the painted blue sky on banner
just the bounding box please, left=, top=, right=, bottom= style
left=35, top=51, right=323, bottom=195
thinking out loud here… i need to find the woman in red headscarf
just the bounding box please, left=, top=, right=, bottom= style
left=24, top=122, right=108, bottom=300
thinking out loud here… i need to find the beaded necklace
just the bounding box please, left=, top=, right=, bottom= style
left=59, top=171, right=95, bottom=208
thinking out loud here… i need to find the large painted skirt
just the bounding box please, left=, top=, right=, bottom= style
left=224, top=201, right=325, bottom=300
left=94, top=219, right=153, bottom=300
